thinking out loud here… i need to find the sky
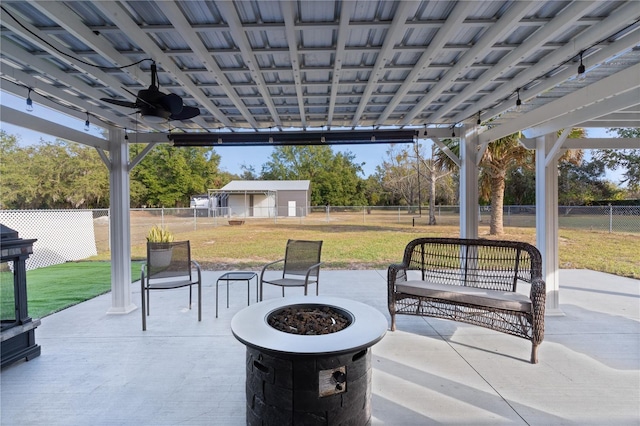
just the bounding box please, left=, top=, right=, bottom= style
left=0, top=91, right=405, bottom=177
left=0, top=90, right=623, bottom=182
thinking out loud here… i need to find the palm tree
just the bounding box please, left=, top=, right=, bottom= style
left=435, top=129, right=584, bottom=235
left=478, top=133, right=532, bottom=235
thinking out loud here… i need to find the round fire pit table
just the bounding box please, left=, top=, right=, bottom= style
left=231, top=296, right=387, bottom=426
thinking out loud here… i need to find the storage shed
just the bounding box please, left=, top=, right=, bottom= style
left=209, top=180, right=311, bottom=218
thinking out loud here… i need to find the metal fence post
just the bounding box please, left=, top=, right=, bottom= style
left=609, top=204, right=613, bottom=233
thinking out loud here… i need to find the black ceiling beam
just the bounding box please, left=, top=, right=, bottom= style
left=169, top=129, right=417, bottom=147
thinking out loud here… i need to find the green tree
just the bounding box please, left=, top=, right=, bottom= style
left=504, top=167, right=536, bottom=205
left=129, top=144, right=224, bottom=207
left=261, top=146, right=366, bottom=206
left=362, top=174, right=390, bottom=206
left=1, top=134, right=110, bottom=209
left=595, top=128, right=640, bottom=190
left=0, top=131, right=36, bottom=209
left=558, top=158, right=624, bottom=204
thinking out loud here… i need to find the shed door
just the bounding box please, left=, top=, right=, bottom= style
left=288, top=201, right=296, bottom=217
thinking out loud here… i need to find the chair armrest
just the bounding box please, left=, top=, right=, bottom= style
left=303, top=261, right=324, bottom=282
left=191, top=260, right=202, bottom=284
left=260, top=258, right=285, bottom=281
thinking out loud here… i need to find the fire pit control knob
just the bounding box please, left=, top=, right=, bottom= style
left=332, top=370, right=346, bottom=390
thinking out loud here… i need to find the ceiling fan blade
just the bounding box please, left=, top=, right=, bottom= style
left=170, top=106, right=200, bottom=121
left=161, top=93, right=184, bottom=115
left=101, top=98, right=138, bottom=109
left=121, top=87, right=139, bottom=98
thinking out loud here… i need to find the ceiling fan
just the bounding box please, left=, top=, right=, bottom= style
left=100, top=62, right=200, bottom=122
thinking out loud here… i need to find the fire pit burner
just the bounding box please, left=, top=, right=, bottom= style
left=232, top=296, right=387, bottom=425
left=267, top=304, right=351, bottom=335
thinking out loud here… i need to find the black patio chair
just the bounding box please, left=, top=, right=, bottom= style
left=259, top=239, right=323, bottom=301
left=141, top=240, right=202, bottom=330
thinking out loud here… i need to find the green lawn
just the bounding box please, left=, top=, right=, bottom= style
left=1, top=222, right=637, bottom=320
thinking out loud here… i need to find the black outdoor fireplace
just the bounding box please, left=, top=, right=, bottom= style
left=1, top=224, right=40, bottom=368
left=231, top=296, right=387, bottom=426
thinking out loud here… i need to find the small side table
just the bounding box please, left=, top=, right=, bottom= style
left=216, top=272, right=258, bottom=318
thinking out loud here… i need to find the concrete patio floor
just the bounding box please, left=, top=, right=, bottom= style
left=1, top=269, right=639, bottom=425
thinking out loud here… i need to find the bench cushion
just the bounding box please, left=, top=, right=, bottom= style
left=396, top=280, right=531, bottom=312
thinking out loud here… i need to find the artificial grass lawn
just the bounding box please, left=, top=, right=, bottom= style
left=0, top=262, right=140, bottom=320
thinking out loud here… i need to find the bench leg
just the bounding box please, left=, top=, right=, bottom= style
left=390, top=314, right=396, bottom=331
left=531, top=343, right=539, bottom=364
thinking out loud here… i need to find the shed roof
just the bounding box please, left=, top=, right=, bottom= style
left=220, top=180, right=310, bottom=192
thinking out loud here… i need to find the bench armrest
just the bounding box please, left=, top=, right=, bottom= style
left=530, top=277, right=546, bottom=343
left=388, top=263, right=408, bottom=286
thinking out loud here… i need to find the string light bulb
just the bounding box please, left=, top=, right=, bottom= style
left=577, top=51, right=586, bottom=81
left=84, top=112, right=90, bottom=131
left=26, top=88, right=33, bottom=112
left=451, top=126, right=456, bottom=138
left=476, top=111, right=482, bottom=125
left=371, top=125, right=376, bottom=142
left=515, top=89, right=522, bottom=112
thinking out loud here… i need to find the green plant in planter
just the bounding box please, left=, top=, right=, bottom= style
left=147, top=225, right=174, bottom=244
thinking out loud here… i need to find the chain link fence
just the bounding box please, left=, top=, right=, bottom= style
left=1, top=205, right=638, bottom=264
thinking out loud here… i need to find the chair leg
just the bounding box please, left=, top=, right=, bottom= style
left=197, top=282, right=202, bottom=322
left=146, top=287, right=150, bottom=316
left=282, top=287, right=285, bottom=297
left=188, top=286, right=192, bottom=310
left=531, top=343, right=539, bottom=364
left=141, top=281, right=147, bottom=331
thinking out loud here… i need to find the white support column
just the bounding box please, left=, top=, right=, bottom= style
left=107, top=128, right=136, bottom=314
left=459, top=128, right=479, bottom=239
left=536, top=134, right=563, bottom=316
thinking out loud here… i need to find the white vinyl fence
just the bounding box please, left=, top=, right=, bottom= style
left=0, top=210, right=98, bottom=270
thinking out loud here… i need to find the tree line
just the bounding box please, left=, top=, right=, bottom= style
left=1, top=129, right=637, bottom=235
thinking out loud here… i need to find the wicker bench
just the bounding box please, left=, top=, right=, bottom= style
left=388, top=237, right=546, bottom=363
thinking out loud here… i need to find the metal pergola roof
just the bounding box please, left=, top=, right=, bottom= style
left=1, top=0, right=639, bottom=145
left=1, top=1, right=638, bottom=317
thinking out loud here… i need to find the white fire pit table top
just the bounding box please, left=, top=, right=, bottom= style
left=231, top=296, right=388, bottom=356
